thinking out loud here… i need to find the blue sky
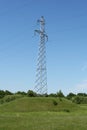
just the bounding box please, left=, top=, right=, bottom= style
left=0, top=0, right=87, bottom=94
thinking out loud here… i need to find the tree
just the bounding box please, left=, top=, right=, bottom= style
left=5, top=90, right=13, bottom=95
left=27, top=90, right=37, bottom=97
left=57, top=90, right=64, bottom=97
left=48, top=93, right=57, bottom=97
left=15, top=91, right=27, bottom=95
left=77, top=93, right=87, bottom=97
left=66, top=92, right=76, bottom=100
left=0, top=90, right=5, bottom=98
left=72, top=96, right=83, bottom=104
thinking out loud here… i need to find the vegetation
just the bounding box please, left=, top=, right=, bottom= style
left=0, top=89, right=87, bottom=129
left=27, top=90, right=37, bottom=97
left=66, top=92, right=76, bottom=100
left=0, top=96, right=87, bottom=130
left=1, top=89, right=87, bottom=105
left=0, top=97, right=78, bottom=112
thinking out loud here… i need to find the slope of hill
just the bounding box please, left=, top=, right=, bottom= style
left=0, top=97, right=78, bottom=112
left=0, top=97, right=87, bottom=130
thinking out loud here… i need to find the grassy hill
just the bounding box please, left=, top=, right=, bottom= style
left=0, top=97, right=78, bottom=112
left=0, top=97, right=87, bottom=130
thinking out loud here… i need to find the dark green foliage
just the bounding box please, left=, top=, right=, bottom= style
left=72, top=96, right=82, bottom=104
left=82, top=97, right=87, bottom=104
left=59, top=97, right=62, bottom=101
left=27, top=90, right=37, bottom=97
left=15, top=91, right=27, bottom=96
left=77, top=93, right=87, bottom=97
left=67, top=92, right=76, bottom=100
left=0, top=90, right=5, bottom=98
left=0, top=94, right=23, bottom=104
left=48, top=93, right=57, bottom=97
left=5, top=90, right=13, bottom=95
left=0, top=90, right=13, bottom=99
left=63, top=109, right=70, bottom=112
left=72, top=96, right=87, bottom=104
left=53, top=100, right=58, bottom=106
left=57, top=90, right=64, bottom=97
left=4, top=95, right=16, bottom=102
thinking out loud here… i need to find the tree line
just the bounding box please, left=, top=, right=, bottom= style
left=0, top=89, right=87, bottom=104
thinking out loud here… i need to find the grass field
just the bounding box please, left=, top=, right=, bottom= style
left=0, top=97, right=87, bottom=130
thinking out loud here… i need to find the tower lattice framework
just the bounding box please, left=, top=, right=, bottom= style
left=34, top=16, right=48, bottom=95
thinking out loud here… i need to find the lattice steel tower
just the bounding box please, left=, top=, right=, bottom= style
left=34, top=16, right=48, bottom=95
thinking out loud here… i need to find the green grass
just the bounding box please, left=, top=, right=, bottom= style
left=0, top=112, right=87, bottom=130
left=0, top=97, right=87, bottom=130
left=0, top=97, right=78, bottom=112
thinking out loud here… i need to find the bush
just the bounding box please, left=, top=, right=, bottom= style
left=72, top=96, right=87, bottom=104
left=53, top=100, right=58, bottom=106
left=27, top=90, right=37, bottom=97
left=63, top=109, right=70, bottom=112
left=0, top=94, right=23, bottom=104
left=59, top=97, right=62, bottom=101
left=4, top=96, right=15, bottom=102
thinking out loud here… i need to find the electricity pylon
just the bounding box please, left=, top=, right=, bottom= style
left=34, top=16, right=48, bottom=95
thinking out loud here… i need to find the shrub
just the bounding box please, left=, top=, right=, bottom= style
left=27, top=90, right=37, bottom=97
left=1, top=94, right=22, bottom=103
left=72, top=96, right=83, bottom=104
left=53, top=100, right=58, bottom=106
left=59, top=97, right=62, bottom=101
left=4, top=95, right=16, bottom=102
left=63, top=109, right=70, bottom=112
